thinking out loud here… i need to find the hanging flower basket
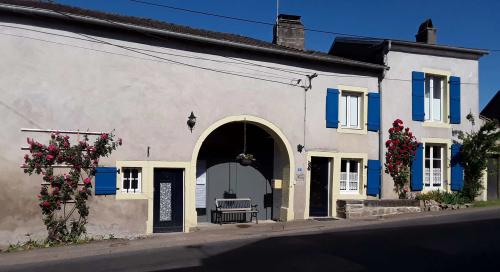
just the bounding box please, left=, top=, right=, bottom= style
left=236, top=153, right=255, bottom=166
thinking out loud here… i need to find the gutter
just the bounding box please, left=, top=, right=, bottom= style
left=0, top=3, right=387, bottom=71
left=390, top=40, right=489, bottom=56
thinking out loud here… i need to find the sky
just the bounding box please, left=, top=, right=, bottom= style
left=55, top=0, right=500, bottom=110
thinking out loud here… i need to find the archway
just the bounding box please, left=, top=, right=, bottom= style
left=188, top=115, right=295, bottom=227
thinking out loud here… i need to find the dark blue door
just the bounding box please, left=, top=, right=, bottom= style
left=153, top=168, right=183, bottom=232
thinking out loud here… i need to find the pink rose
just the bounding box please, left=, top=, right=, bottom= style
left=84, top=177, right=91, bottom=185
left=100, top=133, right=108, bottom=140
left=48, top=144, right=57, bottom=153
left=46, top=154, right=54, bottom=161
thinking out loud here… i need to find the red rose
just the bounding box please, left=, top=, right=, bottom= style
left=48, top=144, right=57, bottom=153
left=118, top=138, right=122, bottom=146
left=100, top=133, right=108, bottom=140
left=46, top=154, right=54, bottom=161
left=42, top=200, right=50, bottom=207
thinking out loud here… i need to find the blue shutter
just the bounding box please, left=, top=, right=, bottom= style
left=95, top=167, right=117, bottom=195
left=326, top=88, right=339, bottom=128
left=451, top=143, right=464, bottom=191
left=367, top=92, right=380, bottom=132
left=367, top=160, right=381, bottom=196
left=411, top=143, right=424, bottom=191
left=412, top=71, right=425, bottom=121
left=449, top=76, right=461, bottom=124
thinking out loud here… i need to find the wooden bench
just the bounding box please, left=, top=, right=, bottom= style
left=214, top=198, right=259, bottom=225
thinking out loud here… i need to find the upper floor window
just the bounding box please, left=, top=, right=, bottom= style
left=122, top=168, right=142, bottom=193
left=340, top=159, right=360, bottom=193
left=425, top=74, right=447, bottom=122
left=424, top=145, right=443, bottom=190
left=340, top=92, right=361, bottom=129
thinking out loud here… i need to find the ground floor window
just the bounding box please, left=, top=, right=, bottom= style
left=122, top=168, right=142, bottom=193
left=425, top=145, right=443, bottom=189
left=340, top=159, right=360, bottom=193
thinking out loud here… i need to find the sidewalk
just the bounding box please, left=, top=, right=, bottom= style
left=1, top=206, right=499, bottom=267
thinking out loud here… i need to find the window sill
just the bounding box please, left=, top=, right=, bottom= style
left=422, top=121, right=451, bottom=128
left=337, top=127, right=367, bottom=135
left=116, top=192, right=148, bottom=200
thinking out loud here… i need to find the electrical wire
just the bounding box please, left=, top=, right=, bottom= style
left=38, top=9, right=304, bottom=88
left=130, top=0, right=500, bottom=54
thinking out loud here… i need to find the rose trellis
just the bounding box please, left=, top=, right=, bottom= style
left=22, top=132, right=121, bottom=243
left=384, top=119, right=419, bottom=199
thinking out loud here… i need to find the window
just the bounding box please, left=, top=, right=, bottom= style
left=340, top=93, right=361, bottom=129
left=340, top=159, right=360, bottom=193
left=424, top=145, right=443, bottom=189
left=122, top=168, right=142, bottom=193
left=425, top=74, right=446, bottom=122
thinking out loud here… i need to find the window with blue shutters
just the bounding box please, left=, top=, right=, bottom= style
left=367, top=92, right=380, bottom=132
left=411, top=143, right=424, bottom=191
left=95, top=167, right=117, bottom=195
left=326, top=88, right=339, bottom=128
left=449, top=76, right=461, bottom=124
left=367, top=160, right=381, bottom=196
left=451, top=143, right=464, bottom=191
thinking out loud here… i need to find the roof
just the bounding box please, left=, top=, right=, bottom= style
left=330, top=37, right=489, bottom=63
left=0, top=0, right=386, bottom=71
left=481, top=91, right=500, bottom=121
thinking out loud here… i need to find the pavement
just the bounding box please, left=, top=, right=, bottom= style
left=1, top=206, right=500, bottom=271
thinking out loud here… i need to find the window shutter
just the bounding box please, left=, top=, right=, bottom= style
left=367, top=92, right=380, bottom=131
left=326, top=88, right=339, bottom=128
left=449, top=76, right=461, bottom=124
left=367, top=160, right=381, bottom=196
left=411, top=143, right=424, bottom=191
left=412, top=71, right=425, bottom=121
left=95, top=167, right=117, bottom=195
left=451, top=143, right=464, bottom=191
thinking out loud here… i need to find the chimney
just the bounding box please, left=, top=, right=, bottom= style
left=273, top=14, right=305, bottom=50
left=416, top=19, right=437, bottom=44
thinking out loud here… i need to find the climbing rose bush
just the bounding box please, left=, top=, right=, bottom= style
left=23, top=132, right=121, bottom=243
left=384, top=119, right=419, bottom=199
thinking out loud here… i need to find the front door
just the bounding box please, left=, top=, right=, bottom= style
left=309, top=157, right=331, bottom=217
left=153, top=168, right=183, bottom=232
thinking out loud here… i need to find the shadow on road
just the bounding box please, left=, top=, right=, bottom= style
left=155, top=218, right=500, bottom=272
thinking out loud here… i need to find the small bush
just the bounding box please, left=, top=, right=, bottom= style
left=416, top=191, right=470, bottom=205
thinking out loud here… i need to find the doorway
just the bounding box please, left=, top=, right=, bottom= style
left=309, top=157, right=332, bottom=217
left=153, top=168, right=183, bottom=232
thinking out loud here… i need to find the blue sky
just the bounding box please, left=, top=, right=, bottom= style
left=56, top=0, right=500, bottom=110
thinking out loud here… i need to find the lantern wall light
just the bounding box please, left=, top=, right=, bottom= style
left=187, top=111, right=197, bottom=132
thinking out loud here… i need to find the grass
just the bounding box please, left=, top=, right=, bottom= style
left=473, top=199, right=500, bottom=208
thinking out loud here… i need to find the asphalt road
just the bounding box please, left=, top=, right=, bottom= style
left=4, top=208, right=500, bottom=272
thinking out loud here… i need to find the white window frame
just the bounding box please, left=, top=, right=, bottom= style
left=425, top=74, right=445, bottom=122
left=340, top=92, right=361, bottom=129
left=340, top=159, right=360, bottom=194
left=424, top=145, right=443, bottom=190
left=121, top=167, right=142, bottom=193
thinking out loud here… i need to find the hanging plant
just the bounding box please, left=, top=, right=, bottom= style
left=235, top=120, right=255, bottom=166
left=236, top=153, right=255, bottom=166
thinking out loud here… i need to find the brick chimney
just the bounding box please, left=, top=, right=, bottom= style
left=416, top=19, right=437, bottom=44
left=273, top=14, right=305, bottom=50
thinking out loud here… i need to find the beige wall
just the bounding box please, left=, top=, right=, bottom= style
left=380, top=51, right=479, bottom=198
left=0, top=19, right=380, bottom=245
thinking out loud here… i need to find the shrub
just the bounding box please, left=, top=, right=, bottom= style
left=22, top=132, right=121, bottom=243
left=416, top=191, right=470, bottom=205
left=384, top=119, right=419, bottom=199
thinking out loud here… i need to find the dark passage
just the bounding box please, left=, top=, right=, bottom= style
left=196, top=122, right=274, bottom=222
left=309, top=157, right=330, bottom=217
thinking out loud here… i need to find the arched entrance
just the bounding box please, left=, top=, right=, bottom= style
left=187, top=115, right=295, bottom=228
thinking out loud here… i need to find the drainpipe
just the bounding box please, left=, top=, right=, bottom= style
left=378, top=40, right=391, bottom=199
